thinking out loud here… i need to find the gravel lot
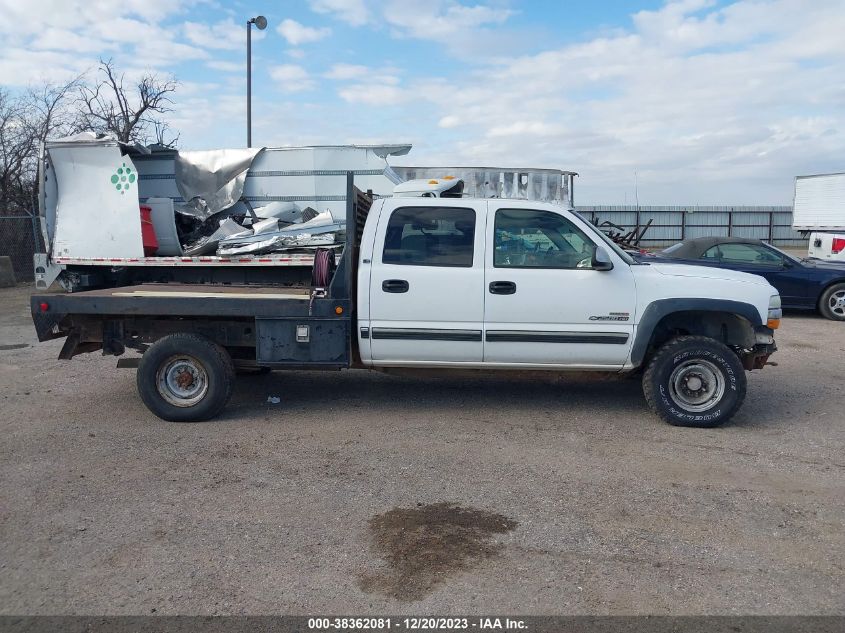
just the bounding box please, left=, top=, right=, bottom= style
left=1, top=283, right=843, bottom=615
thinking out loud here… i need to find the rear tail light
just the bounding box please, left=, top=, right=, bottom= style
left=832, top=238, right=845, bottom=254
left=39, top=302, right=49, bottom=312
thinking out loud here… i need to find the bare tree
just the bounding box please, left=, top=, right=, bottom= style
left=151, top=119, right=180, bottom=149
left=0, top=65, right=181, bottom=277
left=0, top=77, right=82, bottom=214
left=77, top=59, right=178, bottom=145
left=26, top=76, right=82, bottom=147
left=0, top=88, right=34, bottom=213
left=0, top=60, right=180, bottom=215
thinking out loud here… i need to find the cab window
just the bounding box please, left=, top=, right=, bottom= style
left=494, top=209, right=596, bottom=269
left=382, top=206, right=475, bottom=267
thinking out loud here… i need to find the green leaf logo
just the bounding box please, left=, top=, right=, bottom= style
left=110, top=162, right=136, bottom=194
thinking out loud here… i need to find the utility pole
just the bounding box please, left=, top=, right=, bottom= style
left=246, top=15, right=268, bottom=147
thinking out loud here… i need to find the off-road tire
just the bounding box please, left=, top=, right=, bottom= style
left=818, top=283, right=845, bottom=321
left=642, top=336, right=746, bottom=428
left=137, top=333, right=235, bottom=422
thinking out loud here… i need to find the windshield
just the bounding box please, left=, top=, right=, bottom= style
left=570, top=210, right=636, bottom=265
left=764, top=242, right=803, bottom=265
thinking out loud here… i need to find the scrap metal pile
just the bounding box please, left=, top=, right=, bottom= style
left=169, top=148, right=345, bottom=257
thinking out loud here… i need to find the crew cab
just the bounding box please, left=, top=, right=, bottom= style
left=32, top=176, right=780, bottom=428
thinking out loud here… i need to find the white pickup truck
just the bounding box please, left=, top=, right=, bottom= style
left=32, top=175, right=780, bottom=428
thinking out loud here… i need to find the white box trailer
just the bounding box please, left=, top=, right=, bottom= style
left=791, top=172, right=845, bottom=261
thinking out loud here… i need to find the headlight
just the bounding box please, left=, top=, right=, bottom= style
left=767, top=294, right=782, bottom=329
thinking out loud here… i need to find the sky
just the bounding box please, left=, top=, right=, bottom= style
left=1, top=0, right=843, bottom=205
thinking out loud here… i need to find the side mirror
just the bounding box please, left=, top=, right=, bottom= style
left=592, top=246, right=614, bottom=271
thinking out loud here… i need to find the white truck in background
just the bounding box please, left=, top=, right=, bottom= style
left=792, top=172, right=845, bottom=261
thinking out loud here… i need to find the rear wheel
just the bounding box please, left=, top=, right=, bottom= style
left=642, top=336, right=746, bottom=427
left=819, top=283, right=845, bottom=321
left=137, top=333, right=235, bottom=422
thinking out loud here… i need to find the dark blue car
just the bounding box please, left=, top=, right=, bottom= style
left=639, top=237, right=845, bottom=321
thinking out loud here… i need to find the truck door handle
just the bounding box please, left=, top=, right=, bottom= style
left=382, top=279, right=409, bottom=293
left=489, top=281, right=516, bottom=295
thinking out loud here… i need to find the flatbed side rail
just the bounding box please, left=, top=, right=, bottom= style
left=31, top=288, right=348, bottom=320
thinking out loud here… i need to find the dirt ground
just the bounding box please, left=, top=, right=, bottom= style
left=0, top=283, right=843, bottom=615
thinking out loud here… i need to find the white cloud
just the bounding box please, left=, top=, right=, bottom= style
left=277, top=18, right=332, bottom=45
left=5, top=0, right=843, bottom=205
left=383, top=0, right=845, bottom=204
left=338, top=83, right=408, bottom=105
left=324, top=63, right=369, bottom=80
left=0, top=48, right=91, bottom=86
left=307, top=1, right=520, bottom=57
left=30, top=27, right=114, bottom=54
left=269, top=64, right=316, bottom=92
left=165, top=92, right=247, bottom=149
left=328, top=62, right=405, bottom=105
left=206, top=60, right=243, bottom=73
left=184, top=19, right=244, bottom=51
left=487, top=121, right=563, bottom=138
left=0, top=0, right=206, bottom=83
left=382, top=1, right=514, bottom=42
left=324, top=63, right=401, bottom=86
left=309, top=0, right=370, bottom=27
left=308, top=0, right=513, bottom=38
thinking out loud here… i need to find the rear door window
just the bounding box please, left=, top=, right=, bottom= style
left=382, top=206, right=476, bottom=267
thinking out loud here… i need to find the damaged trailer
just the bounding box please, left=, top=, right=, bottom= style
left=36, top=136, right=409, bottom=292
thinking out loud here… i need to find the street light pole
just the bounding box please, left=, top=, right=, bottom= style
left=246, top=15, right=267, bottom=148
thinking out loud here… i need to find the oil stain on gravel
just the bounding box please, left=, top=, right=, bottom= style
left=358, top=502, right=518, bottom=601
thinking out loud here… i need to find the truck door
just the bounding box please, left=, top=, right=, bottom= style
left=367, top=200, right=487, bottom=363
left=483, top=202, right=636, bottom=367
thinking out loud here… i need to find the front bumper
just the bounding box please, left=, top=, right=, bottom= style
left=742, top=325, right=777, bottom=370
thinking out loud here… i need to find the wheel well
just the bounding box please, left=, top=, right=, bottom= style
left=644, top=310, right=755, bottom=358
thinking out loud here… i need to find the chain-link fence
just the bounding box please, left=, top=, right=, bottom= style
left=0, top=211, right=40, bottom=282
